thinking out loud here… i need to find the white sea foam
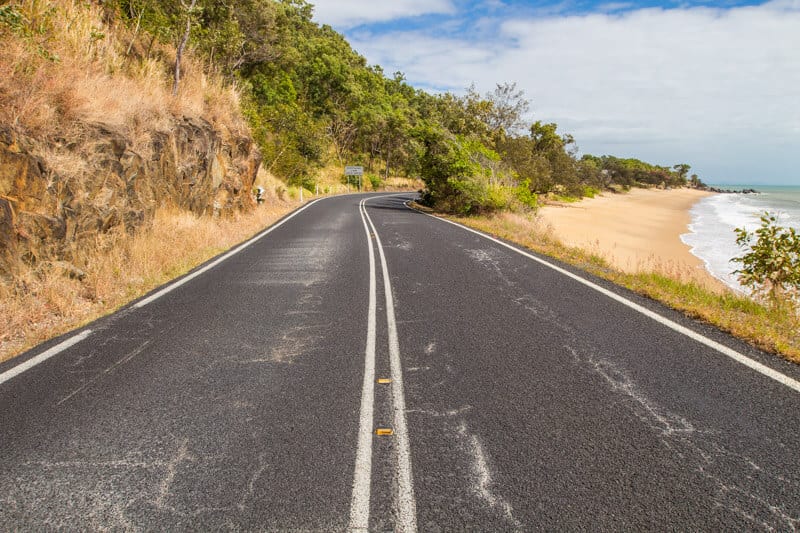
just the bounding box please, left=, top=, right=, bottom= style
left=681, top=186, right=800, bottom=293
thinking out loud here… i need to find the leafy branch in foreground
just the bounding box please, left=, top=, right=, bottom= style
left=734, top=213, right=800, bottom=306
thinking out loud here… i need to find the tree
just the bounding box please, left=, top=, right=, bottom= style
left=224, top=0, right=278, bottom=73
left=172, top=0, right=198, bottom=96
left=485, top=82, right=530, bottom=136
left=529, top=121, right=563, bottom=153
left=326, top=112, right=356, bottom=165
left=413, top=124, right=509, bottom=214
left=672, top=163, right=691, bottom=184
left=734, top=213, right=800, bottom=305
left=522, top=121, right=579, bottom=194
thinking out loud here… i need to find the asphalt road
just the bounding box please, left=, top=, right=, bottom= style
left=1, top=193, right=799, bottom=531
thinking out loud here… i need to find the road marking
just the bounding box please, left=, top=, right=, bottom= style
left=0, top=330, right=92, bottom=387
left=2, top=198, right=337, bottom=388
left=348, top=199, right=379, bottom=531
left=376, top=428, right=394, bottom=436
left=135, top=199, right=323, bottom=309
left=377, top=378, right=393, bottom=384
left=363, top=196, right=418, bottom=532
left=411, top=203, right=800, bottom=394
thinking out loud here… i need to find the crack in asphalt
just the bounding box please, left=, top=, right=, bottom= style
left=511, top=291, right=799, bottom=529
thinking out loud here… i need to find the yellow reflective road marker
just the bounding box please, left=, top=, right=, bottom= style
left=377, top=378, right=392, bottom=384
left=375, top=428, right=394, bottom=436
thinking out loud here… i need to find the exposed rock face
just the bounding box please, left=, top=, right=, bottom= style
left=0, top=118, right=260, bottom=278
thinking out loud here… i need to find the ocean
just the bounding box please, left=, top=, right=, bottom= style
left=681, top=186, right=800, bottom=293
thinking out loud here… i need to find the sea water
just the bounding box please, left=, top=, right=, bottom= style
left=681, top=186, right=800, bottom=292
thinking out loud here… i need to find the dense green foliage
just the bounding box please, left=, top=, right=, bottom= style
left=734, top=213, right=800, bottom=305
left=107, top=0, right=704, bottom=212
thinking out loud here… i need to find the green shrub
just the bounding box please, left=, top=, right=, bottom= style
left=734, top=212, right=800, bottom=306
left=367, top=173, right=383, bottom=189
left=440, top=176, right=511, bottom=215
left=582, top=186, right=600, bottom=198
left=514, top=180, right=538, bottom=210
left=485, top=184, right=513, bottom=212
left=288, top=174, right=316, bottom=191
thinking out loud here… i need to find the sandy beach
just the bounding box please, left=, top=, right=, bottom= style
left=537, top=188, right=722, bottom=288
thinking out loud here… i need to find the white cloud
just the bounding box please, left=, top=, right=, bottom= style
left=343, top=1, right=800, bottom=183
left=310, top=0, right=455, bottom=28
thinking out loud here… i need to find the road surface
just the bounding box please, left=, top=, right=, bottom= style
left=1, top=193, right=799, bottom=530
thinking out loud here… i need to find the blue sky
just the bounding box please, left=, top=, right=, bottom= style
left=309, top=0, right=800, bottom=185
left=348, top=0, right=767, bottom=34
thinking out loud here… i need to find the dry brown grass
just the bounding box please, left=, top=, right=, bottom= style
left=0, top=0, right=245, bottom=145
left=384, top=176, right=425, bottom=191
left=0, top=0, right=267, bottom=363
left=311, top=164, right=423, bottom=194
left=440, top=210, right=800, bottom=364
left=0, top=195, right=302, bottom=363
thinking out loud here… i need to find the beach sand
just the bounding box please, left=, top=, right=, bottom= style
left=537, top=188, right=722, bottom=289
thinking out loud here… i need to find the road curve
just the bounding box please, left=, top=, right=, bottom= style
left=1, top=193, right=799, bottom=530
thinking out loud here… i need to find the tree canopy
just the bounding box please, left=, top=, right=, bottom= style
left=107, top=0, right=706, bottom=212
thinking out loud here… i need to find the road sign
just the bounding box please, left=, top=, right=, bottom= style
left=345, top=166, right=364, bottom=176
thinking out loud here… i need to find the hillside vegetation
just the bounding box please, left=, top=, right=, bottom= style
left=0, top=0, right=701, bottom=213
left=0, top=0, right=290, bottom=361
left=7, top=0, right=783, bottom=364
left=0, top=0, right=425, bottom=362
left=0, top=0, right=243, bottom=147
left=106, top=0, right=703, bottom=212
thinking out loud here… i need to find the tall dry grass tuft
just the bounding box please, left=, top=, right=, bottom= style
left=0, top=199, right=302, bottom=363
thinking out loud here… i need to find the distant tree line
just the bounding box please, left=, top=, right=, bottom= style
left=106, top=0, right=706, bottom=213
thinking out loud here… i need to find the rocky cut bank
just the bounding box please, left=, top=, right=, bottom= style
left=0, top=118, right=261, bottom=280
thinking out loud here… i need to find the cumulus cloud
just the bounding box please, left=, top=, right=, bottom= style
left=310, top=0, right=456, bottom=28
left=340, top=1, right=800, bottom=182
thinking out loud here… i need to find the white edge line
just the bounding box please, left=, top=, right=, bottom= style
left=134, top=198, right=323, bottom=308
left=363, top=196, right=418, bottom=532
left=0, top=197, right=325, bottom=388
left=348, top=199, right=378, bottom=531
left=0, top=196, right=374, bottom=389
left=409, top=204, right=800, bottom=394
left=0, top=330, right=92, bottom=387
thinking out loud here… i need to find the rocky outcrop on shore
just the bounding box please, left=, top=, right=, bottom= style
left=0, top=119, right=261, bottom=278
left=702, top=186, right=759, bottom=194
